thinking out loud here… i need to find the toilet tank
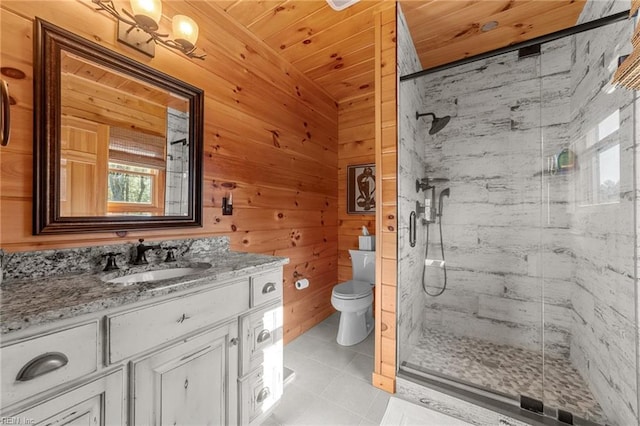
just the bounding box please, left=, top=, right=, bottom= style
left=349, top=249, right=375, bottom=284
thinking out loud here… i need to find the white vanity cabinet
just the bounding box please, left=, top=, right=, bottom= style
left=0, top=265, right=284, bottom=426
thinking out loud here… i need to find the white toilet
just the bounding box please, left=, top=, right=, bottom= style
left=331, top=249, right=375, bottom=346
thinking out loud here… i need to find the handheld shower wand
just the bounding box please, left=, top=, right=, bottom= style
left=422, top=187, right=450, bottom=297
left=438, top=188, right=450, bottom=217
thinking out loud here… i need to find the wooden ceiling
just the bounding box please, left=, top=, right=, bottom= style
left=217, top=0, right=382, bottom=102
left=216, top=0, right=587, bottom=101
left=400, top=0, right=587, bottom=70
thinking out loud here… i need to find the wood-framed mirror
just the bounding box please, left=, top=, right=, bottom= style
left=33, top=18, right=203, bottom=234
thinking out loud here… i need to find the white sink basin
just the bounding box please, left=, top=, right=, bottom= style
left=105, top=265, right=210, bottom=285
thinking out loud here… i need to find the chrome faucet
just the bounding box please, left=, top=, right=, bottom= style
left=134, top=238, right=161, bottom=265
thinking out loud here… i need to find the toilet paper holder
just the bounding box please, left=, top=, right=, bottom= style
left=295, top=278, right=309, bottom=290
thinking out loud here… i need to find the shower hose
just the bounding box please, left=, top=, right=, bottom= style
left=422, top=216, right=447, bottom=297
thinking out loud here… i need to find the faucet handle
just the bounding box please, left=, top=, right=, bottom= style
left=164, top=246, right=178, bottom=263
left=102, top=252, right=122, bottom=271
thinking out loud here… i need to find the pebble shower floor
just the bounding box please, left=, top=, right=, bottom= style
left=406, top=328, right=605, bottom=423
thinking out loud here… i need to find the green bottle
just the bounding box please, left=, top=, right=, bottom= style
left=557, top=148, right=576, bottom=172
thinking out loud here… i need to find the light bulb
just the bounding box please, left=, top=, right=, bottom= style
left=130, top=0, right=162, bottom=30
left=172, top=15, right=199, bottom=50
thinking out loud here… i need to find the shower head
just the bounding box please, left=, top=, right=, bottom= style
left=415, top=112, right=451, bottom=135
left=430, top=115, right=450, bottom=135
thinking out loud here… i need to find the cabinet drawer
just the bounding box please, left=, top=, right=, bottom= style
left=108, top=279, right=249, bottom=363
left=240, top=302, right=283, bottom=376
left=250, top=269, right=282, bottom=307
left=1, top=322, right=98, bottom=409
left=10, top=369, right=124, bottom=425
left=239, top=355, right=283, bottom=425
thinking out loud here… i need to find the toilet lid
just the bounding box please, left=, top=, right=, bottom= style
left=333, top=280, right=372, bottom=300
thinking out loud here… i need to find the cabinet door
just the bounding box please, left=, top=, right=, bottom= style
left=132, top=321, right=238, bottom=426
left=9, top=369, right=124, bottom=426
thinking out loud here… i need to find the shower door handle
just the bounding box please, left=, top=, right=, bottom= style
left=409, top=211, right=417, bottom=247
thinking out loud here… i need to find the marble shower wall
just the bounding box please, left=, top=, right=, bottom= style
left=408, top=45, right=575, bottom=356
left=565, top=2, right=637, bottom=423
left=539, top=36, right=577, bottom=358
left=397, top=6, right=429, bottom=364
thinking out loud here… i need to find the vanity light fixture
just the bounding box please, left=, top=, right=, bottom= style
left=91, top=0, right=205, bottom=60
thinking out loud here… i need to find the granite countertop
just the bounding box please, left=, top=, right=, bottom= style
left=0, top=251, right=288, bottom=335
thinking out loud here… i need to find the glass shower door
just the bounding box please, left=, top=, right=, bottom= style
left=397, top=43, right=546, bottom=405
left=540, top=17, right=638, bottom=425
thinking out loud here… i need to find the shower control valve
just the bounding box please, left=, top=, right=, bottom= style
left=425, top=199, right=437, bottom=223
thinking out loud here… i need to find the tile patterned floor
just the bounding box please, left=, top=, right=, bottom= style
left=406, top=328, right=606, bottom=424
left=261, top=313, right=390, bottom=426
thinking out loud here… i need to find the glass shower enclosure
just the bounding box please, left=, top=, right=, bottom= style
left=397, top=5, right=638, bottom=425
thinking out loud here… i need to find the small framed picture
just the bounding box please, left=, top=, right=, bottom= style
left=347, top=163, right=376, bottom=214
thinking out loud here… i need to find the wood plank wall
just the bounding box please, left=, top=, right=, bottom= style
left=337, top=93, right=375, bottom=281
left=0, top=0, right=338, bottom=344
left=372, top=3, right=398, bottom=394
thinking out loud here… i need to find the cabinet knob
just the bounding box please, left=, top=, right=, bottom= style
left=262, top=282, right=276, bottom=294
left=16, top=352, right=68, bottom=382
left=230, top=337, right=239, bottom=346
left=256, top=387, right=271, bottom=404
left=257, top=329, right=271, bottom=343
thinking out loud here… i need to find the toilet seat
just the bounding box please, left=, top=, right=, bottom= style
left=332, top=280, right=372, bottom=300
